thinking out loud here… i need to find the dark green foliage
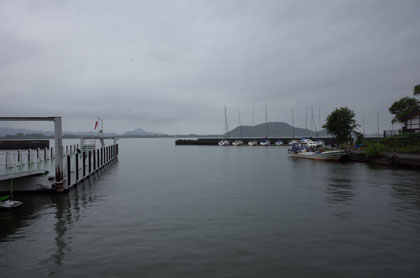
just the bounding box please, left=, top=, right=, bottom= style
left=414, top=84, right=420, bottom=96
left=322, top=107, right=358, bottom=144
left=366, top=143, right=387, bottom=158
left=365, top=133, right=420, bottom=156
left=354, top=131, right=364, bottom=145
left=388, top=97, right=420, bottom=123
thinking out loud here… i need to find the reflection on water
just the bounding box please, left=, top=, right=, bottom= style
left=1, top=139, right=420, bottom=277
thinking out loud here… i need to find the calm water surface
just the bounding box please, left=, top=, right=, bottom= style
left=1, top=138, right=420, bottom=277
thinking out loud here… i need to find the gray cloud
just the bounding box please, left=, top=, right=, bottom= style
left=1, top=0, right=419, bottom=134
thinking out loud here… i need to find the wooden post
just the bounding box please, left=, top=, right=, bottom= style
left=82, top=152, right=86, bottom=178
left=67, top=155, right=71, bottom=188
left=44, top=147, right=47, bottom=161
left=18, top=150, right=21, bottom=164
left=93, top=150, right=96, bottom=172
left=97, top=150, right=99, bottom=169
left=75, top=152, right=79, bottom=182
left=28, top=149, right=31, bottom=164
left=54, top=117, right=64, bottom=192
left=88, top=151, right=92, bottom=174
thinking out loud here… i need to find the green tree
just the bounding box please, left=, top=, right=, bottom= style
left=389, top=84, right=420, bottom=123
left=323, top=107, right=358, bottom=144
left=414, top=84, right=420, bottom=96
left=388, top=97, right=420, bottom=123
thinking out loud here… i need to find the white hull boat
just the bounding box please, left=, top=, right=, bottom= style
left=232, top=140, right=243, bottom=146
left=275, top=140, right=283, bottom=146
left=260, top=139, right=270, bottom=146
left=218, top=140, right=230, bottom=146
left=288, top=150, right=347, bottom=161
left=0, top=199, right=23, bottom=210
left=288, top=140, right=346, bottom=161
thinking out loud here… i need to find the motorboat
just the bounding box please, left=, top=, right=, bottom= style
left=0, top=196, right=23, bottom=211
left=288, top=140, right=346, bottom=161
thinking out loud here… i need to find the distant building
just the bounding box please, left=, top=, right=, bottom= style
left=402, top=110, right=420, bottom=133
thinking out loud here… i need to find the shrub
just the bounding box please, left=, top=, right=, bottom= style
left=366, top=143, right=388, bottom=158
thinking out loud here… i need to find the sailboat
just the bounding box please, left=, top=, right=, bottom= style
left=248, top=106, right=258, bottom=146
left=218, top=106, right=230, bottom=146
left=0, top=179, right=23, bottom=211
left=232, top=110, right=244, bottom=146
left=260, top=103, right=270, bottom=145
left=288, top=107, right=297, bottom=146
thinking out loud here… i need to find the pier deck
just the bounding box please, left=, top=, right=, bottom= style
left=0, top=144, right=119, bottom=193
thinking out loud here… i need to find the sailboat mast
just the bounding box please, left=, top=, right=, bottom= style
left=224, top=106, right=229, bottom=139
left=311, top=106, right=313, bottom=138
left=318, top=105, right=321, bottom=132
left=239, top=110, right=242, bottom=138
left=265, top=103, right=268, bottom=138
left=292, top=107, right=295, bottom=139
left=252, top=106, right=255, bottom=138
left=305, top=106, right=308, bottom=136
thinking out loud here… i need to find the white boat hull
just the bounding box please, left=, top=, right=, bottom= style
left=0, top=200, right=23, bottom=210
left=260, top=140, right=270, bottom=146
left=232, top=140, right=243, bottom=146
left=288, top=150, right=347, bottom=161
left=218, top=140, right=230, bottom=146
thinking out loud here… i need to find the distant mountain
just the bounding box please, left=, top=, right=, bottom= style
left=225, top=122, right=330, bottom=138
left=122, top=128, right=163, bottom=136
left=0, top=127, right=118, bottom=137
left=0, top=127, right=54, bottom=136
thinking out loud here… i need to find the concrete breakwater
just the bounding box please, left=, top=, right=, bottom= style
left=343, top=152, right=420, bottom=168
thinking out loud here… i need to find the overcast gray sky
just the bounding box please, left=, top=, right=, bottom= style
left=1, top=0, right=419, bottom=134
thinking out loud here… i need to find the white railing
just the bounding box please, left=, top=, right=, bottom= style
left=0, top=148, right=55, bottom=177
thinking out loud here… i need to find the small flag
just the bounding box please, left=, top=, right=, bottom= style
left=94, top=121, right=99, bottom=130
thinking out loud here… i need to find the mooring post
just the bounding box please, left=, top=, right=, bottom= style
left=75, top=152, right=79, bottom=182
left=93, top=150, right=96, bottom=172
left=67, top=154, right=71, bottom=188
left=54, top=117, right=64, bottom=192
left=88, top=151, right=92, bottom=174
left=82, top=152, right=86, bottom=178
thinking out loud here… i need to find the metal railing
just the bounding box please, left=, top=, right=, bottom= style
left=0, top=148, right=54, bottom=178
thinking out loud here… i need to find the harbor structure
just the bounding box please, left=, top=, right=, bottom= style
left=0, top=117, right=118, bottom=193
